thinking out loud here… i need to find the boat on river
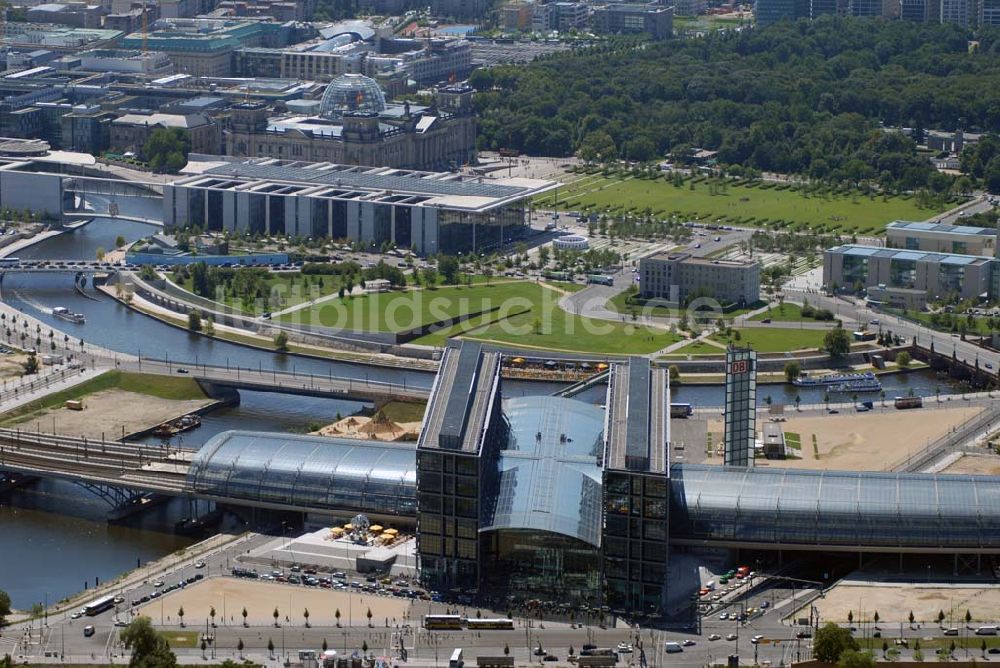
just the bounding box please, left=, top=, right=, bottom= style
left=51, top=306, right=85, bottom=324
left=152, top=414, right=202, bottom=438
left=793, top=370, right=881, bottom=391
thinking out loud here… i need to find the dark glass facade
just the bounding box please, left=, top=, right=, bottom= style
left=436, top=205, right=527, bottom=255
left=268, top=195, right=286, bottom=236
left=416, top=366, right=507, bottom=592
left=603, top=471, right=669, bottom=616
left=207, top=191, right=224, bottom=232
left=481, top=530, right=601, bottom=607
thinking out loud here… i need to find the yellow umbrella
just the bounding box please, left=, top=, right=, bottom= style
left=344, top=523, right=354, bottom=530
left=369, top=525, right=384, bottom=533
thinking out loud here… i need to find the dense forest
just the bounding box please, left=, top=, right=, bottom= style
left=471, top=18, right=1000, bottom=190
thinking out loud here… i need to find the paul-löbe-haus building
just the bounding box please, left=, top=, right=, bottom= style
left=165, top=158, right=555, bottom=256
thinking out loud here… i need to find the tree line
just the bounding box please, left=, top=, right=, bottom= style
left=471, top=17, right=1000, bottom=192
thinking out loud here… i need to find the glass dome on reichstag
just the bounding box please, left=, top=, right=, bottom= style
left=318, top=73, right=387, bottom=120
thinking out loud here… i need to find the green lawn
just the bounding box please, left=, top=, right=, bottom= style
left=410, top=304, right=531, bottom=347
left=464, top=308, right=680, bottom=354
left=713, top=327, right=828, bottom=353
left=160, top=631, right=202, bottom=649
left=607, top=288, right=763, bottom=319
left=277, top=279, right=681, bottom=353
left=176, top=272, right=345, bottom=315
left=0, top=371, right=206, bottom=424
left=539, top=175, right=944, bottom=235
left=281, top=282, right=545, bottom=333
left=669, top=339, right=728, bottom=355
left=888, top=308, right=998, bottom=336
left=749, top=303, right=839, bottom=323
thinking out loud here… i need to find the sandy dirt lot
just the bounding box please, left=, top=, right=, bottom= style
left=17, top=388, right=214, bottom=439
left=0, top=353, right=28, bottom=379
left=942, top=453, right=1000, bottom=476
left=815, top=583, right=1000, bottom=624
left=705, top=406, right=984, bottom=471
left=137, top=578, right=414, bottom=628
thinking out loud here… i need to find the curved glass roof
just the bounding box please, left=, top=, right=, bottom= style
left=186, top=431, right=416, bottom=518
left=481, top=397, right=605, bottom=547
left=318, top=73, right=386, bottom=120
left=669, top=465, right=1000, bottom=550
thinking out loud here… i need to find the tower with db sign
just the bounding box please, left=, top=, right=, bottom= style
left=724, top=346, right=757, bottom=467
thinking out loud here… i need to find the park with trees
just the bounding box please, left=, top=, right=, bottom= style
left=474, top=18, right=1000, bottom=197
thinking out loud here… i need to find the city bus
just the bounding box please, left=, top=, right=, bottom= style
left=424, top=614, right=463, bottom=630
left=586, top=275, right=614, bottom=287
left=894, top=396, right=923, bottom=410
left=83, top=595, right=116, bottom=616
left=670, top=403, right=693, bottom=418
left=0, top=257, right=19, bottom=267
left=466, top=618, right=514, bottom=630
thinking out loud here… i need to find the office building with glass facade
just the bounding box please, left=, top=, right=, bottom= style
left=602, top=360, right=670, bottom=617
left=885, top=221, right=999, bottom=258
left=824, top=244, right=996, bottom=309
left=164, top=158, right=556, bottom=255
left=416, top=343, right=507, bottom=591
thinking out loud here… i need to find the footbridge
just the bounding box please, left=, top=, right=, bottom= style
left=120, top=358, right=431, bottom=403
left=63, top=212, right=163, bottom=226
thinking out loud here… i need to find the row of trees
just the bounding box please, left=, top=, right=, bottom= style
left=472, top=17, right=1000, bottom=191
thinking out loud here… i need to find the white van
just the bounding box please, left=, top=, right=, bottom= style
left=976, top=626, right=998, bottom=636
left=664, top=642, right=683, bottom=654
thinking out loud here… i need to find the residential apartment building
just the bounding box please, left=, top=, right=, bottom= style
left=639, top=252, right=760, bottom=307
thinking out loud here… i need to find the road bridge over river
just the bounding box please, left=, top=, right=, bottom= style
left=118, top=358, right=430, bottom=403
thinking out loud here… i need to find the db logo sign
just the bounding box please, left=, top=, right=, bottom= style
left=729, top=359, right=750, bottom=375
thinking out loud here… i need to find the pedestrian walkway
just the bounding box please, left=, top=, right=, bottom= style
left=0, top=364, right=108, bottom=413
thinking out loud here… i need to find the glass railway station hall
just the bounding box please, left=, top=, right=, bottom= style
left=186, top=343, right=1000, bottom=619
left=165, top=157, right=558, bottom=256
